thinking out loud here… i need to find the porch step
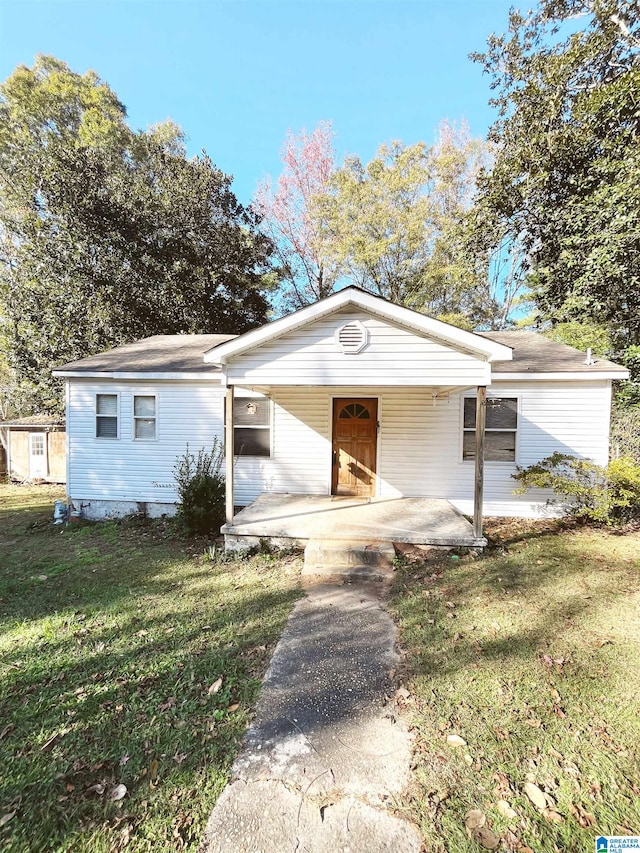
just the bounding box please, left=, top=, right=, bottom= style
left=302, top=538, right=396, bottom=581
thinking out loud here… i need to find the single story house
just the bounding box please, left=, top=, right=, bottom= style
left=0, top=415, right=66, bottom=483
left=53, top=287, right=628, bottom=544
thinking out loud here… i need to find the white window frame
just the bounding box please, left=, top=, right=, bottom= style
left=132, top=393, right=158, bottom=441
left=96, top=393, right=120, bottom=440
left=460, top=394, right=520, bottom=465
left=231, top=395, right=272, bottom=458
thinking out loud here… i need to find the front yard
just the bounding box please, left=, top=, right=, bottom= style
left=0, top=485, right=302, bottom=852
left=391, top=520, right=640, bottom=852
left=1, top=485, right=639, bottom=852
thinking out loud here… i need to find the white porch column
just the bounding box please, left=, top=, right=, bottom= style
left=225, top=385, right=234, bottom=525
left=473, top=385, right=486, bottom=540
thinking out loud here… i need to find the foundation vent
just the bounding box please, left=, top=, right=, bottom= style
left=335, top=320, right=368, bottom=354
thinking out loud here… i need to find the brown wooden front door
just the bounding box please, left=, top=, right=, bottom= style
left=331, top=398, right=378, bottom=496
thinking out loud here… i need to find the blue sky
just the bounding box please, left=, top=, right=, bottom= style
left=1, top=0, right=515, bottom=206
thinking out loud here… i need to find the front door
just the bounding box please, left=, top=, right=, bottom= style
left=29, top=433, right=47, bottom=479
left=331, top=398, right=377, bottom=497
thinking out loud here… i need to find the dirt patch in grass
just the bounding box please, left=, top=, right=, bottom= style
left=0, top=485, right=303, bottom=852
left=390, top=521, right=640, bottom=852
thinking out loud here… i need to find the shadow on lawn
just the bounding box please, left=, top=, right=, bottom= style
left=0, top=580, right=302, bottom=852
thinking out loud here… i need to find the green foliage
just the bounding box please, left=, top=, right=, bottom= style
left=473, top=1, right=640, bottom=349
left=0, top=56, right=274, bottom=414
left=173, top=440, right=226, bottom=535
left=314, top=123, right=497, bottom=320
left=544, top=321, right=612, bottom=358
left=513, top=452, right=640, bottom=524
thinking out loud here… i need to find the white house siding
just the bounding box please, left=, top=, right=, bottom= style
left=67, top=379, right=225, bottom=518
left=257, top=380, right=612, bottom=518
left=67, top=376, right=613, bottom=520
left=225, top=308, right=491, bottom=386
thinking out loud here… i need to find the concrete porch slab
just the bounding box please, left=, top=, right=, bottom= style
left=222, top=494, right=486, bottom=549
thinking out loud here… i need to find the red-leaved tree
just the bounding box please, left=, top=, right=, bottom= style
left=254, top=121, right=342, bottom=309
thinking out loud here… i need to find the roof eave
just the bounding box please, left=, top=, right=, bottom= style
left=204, top=288, right=513, bottom=364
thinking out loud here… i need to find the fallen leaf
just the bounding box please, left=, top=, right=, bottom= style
left=523, top=782, right=547, bottom=811
left=496, top=800, right=518, bottom=821
left=208, top=678, right=223, bottom=695
left=447, top=734, right=467, bottom=748
left=0, top=723, right=15, bottom=740
left=41, top=731, right=63, bottom=752
left=119, top=754, right=130, bottom=766
left=86, top=783, right=105, bottom=796
left=0, top=812, right=16, bottom=827
left=227, top=703, right=240, bottom=713
left=464, top=809, right=486, bottom=830
left=543, top=808, right=563, bottom=823
left=109, top=784, right=127, bottom=801
left=395, top=686, right=411, bottom=700
left=158, top=697, right=176, bottom=711
left=569, top=802, right=595, bottom=827
left=474, top=825, right=501, bottom=850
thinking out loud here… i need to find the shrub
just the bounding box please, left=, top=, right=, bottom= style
left=513, top=452, right=640, bottom=524
left=173, top=439, right=225, bottom=535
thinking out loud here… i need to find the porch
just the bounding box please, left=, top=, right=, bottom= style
left=222, top=493, right=487, bottom=550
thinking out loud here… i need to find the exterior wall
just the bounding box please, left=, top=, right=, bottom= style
left=48, top=431, right=67, bottom=483
left=6, top=428, right=66, bottom=482
left=226, top=308, right=491, bottom=386
left=255, top=380, right=613, bottom=518
left=9, top=431, right=29, bottom=480
left=67, top=379, right=226, bottom=518
left=67, top=375, right=613, bottom=521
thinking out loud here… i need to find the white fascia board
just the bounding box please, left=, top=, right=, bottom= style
left=52, top=370, right=223, bottom=381
left=203, top=287, right=514, bottom=364
left=491, top=371, right=629, bottom=381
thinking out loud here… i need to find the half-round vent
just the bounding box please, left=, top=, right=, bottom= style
left=335, top=320, right=368, bottom=354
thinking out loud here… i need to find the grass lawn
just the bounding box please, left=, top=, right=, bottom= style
left=0, top=484, right=302, bottom=852
left=390, top=520, right=640, bottom=852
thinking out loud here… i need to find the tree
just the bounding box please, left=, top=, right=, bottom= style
left=0, top=56, right=275, bottom=413
left=254, top=121, right=340, bottom=309
left=472, top=0, right=640, bottom=350
left=314, top=122, right=495, bottom=325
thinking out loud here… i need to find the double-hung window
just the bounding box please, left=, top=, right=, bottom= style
left=134, top=395, right=156, bottom=439
left=96, top=394, right=118, bottom=439
left=463, top=396, right=518, bottom=462
left=233, top=397, right=271, bottom=457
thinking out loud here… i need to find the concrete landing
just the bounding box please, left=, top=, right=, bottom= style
left=302, top=538, right=396, bottom=580
left=198, top=582, right=421, bottom=853
left=224, top=493, right=486, bottom=550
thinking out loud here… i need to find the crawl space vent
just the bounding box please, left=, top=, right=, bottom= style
left=335, top=320, right=368, bottom=354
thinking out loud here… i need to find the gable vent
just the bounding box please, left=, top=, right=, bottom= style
left=335, top=320, right=368, bottom=354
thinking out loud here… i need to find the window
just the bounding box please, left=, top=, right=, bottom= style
left=463, top=397, right=518, bottom=462
left=96, top=394, right=118, bottom=438
left=134, top=395, right=156, bottom=439
left=233, top=396, right=271, bottom=457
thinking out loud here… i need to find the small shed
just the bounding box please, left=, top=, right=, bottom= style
left=0, top=415, right=66, bottom=483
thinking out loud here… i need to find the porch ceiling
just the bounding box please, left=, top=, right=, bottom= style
left=222, top=494, right=486, bottom=547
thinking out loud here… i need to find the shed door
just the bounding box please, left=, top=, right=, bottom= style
left=29, top=433, right=47, bottom=478
left=331, top=398, right=377, bottom=497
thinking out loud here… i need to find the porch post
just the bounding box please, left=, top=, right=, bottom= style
left=225, top=385, right=234, bottom=525
left=473, top=386, right=487, bottom=539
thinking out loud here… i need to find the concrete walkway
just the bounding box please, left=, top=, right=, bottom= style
left=199, top=577, right=421, bottom=853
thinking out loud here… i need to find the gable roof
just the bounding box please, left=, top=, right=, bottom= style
left=480, top=331, right=628, bottom=377
left=203, top=286, right=514, bottom=364
left=53, top=334, right=235, bottom=378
